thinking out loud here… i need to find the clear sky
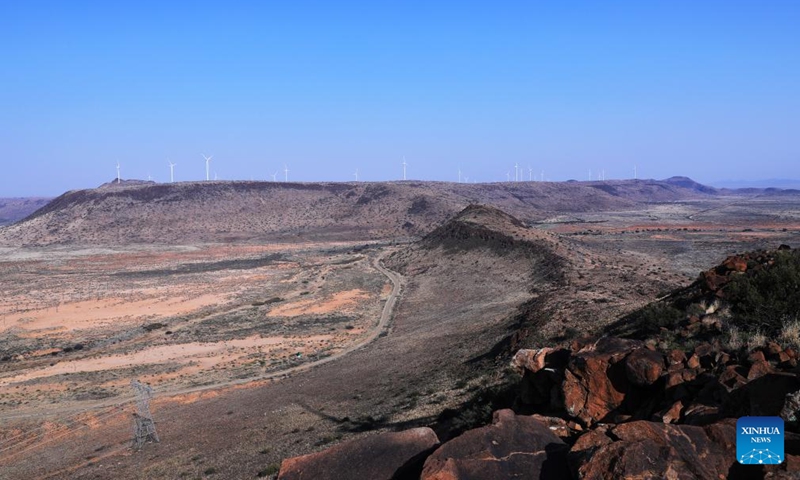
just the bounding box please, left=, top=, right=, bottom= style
left=1, top=1, right=798, bottom=196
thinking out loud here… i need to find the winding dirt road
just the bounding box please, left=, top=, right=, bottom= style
left=0, top=250, right=403, bottom=422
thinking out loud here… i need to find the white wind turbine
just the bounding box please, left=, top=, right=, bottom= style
left=202, top=154, right=213, bottom=181
left=116, top=162, right=121, bottom=184
left=514, top=162, right=519, bottom=182
left=168, top=161, right=176, bottom=183
left=402, top=157, right=407, bottom=180
left=284, top=164, right=289, bottom=182
left=271, top=171, right=278, bottom=182
left=506, top=171, right=510, bottom=182
left=634, top=164, right=638, bottom=180
left=458, top=168, right=461, bottom=183
left=529, top=166, right=532, bottom=181
left=354, top=168, right=359, bottom=182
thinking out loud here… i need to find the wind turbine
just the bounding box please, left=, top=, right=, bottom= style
left=214, top=171, right=218, bottom=181
left=402, top=157, right=407, bottom=180
left=514, top=162, right=519, bottom=182
left=284, top=165, right=289, bottom=182
left=201, top=154, right=213, bottom=181
left=529, top=166, right=532, bottom=181
left=634, top=164, right=638, bottom=180
left=354, top=168, right=359, bottom=182
left=116, top=162, right=121, bottom=184
left=506, top=171, right=510, bottom=182
left=271, top=171, right=278, bottom=182
left=168, top=161, right=176, bottom=183
left=458, top=168, right=461, bottom=183
left=541, top=170, right=544, bottom=181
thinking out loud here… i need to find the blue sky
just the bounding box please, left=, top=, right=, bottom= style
left=1, top=1, right=798, bottom=196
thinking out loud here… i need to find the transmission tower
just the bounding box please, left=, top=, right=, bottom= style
left=131, top=379, right=159, bottom=449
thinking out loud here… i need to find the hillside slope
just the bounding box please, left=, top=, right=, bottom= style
left=0, top=179, right=717, bottom=246
left=0, top=197, right=52, bottom=226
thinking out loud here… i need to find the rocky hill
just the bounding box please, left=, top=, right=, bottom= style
left=0, top=178, right=721, bottom=246
left=0, top=197, right=52, bottom=226
left=277, top=246, right=800, bottom=479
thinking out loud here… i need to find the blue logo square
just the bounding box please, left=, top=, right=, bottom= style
left=737, top=416, right=784, bottom=465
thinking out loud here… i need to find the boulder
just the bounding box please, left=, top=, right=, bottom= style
left=278, top=427, right=439, bottom=480
left=562, top=337, right=641, bottom=425
left=420, top=409, right=569, bottom=480
left=571, top=420, right=736, bottom=479
left=624, top=348, right=665, bottom=386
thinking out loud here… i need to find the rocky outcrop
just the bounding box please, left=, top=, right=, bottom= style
left=277, top=427, right=439, bottom=480
left=420, top=410, right=569, bottom=480
left=569, top=420, right=736, bottom=479
left=514, top=338, right=800, bottom=428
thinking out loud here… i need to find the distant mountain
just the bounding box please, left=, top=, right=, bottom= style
left=710, top=178, right=800, bottom=190
left=0, top=197, right=53, bottom=226
left=0, top=178, right=719, bottom=246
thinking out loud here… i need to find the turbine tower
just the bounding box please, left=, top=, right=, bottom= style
left=168, top=161, right=176, bottom=183
left=116, top=162, right=120, bottom=184
left=506, top=171, right=510, bottom=182
left=271, top=171, right=278, bottom=182
left=458, top=168, right=461, bottom=183
left=201, top=154, right=213, bottom=181
left=284, top=164, right=289, bottom=182
left=354, top=168, right=359, bottom=182
left=634, top=164, right=637, bottom=180
left=541, top=170, right=544, bottom=181
left=529, top=166, right=532, bottom=181
left=402, top=157, right=407, bottom=180
left=514, top=162, right=519, bottom=182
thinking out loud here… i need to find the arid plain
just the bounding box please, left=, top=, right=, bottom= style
left=1, top=179, right=799, bottom=479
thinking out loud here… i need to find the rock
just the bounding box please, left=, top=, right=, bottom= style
left=718, top=365, right=747, bottom=391
left=659, top=400, right=683, bottom=424
left=686, top=354, right=701, bottom=369
left=727, top=373, right=800, bottom=417
left=748, top=359, right=775, bottom=380
left=722, top=256, right=748, bottom=272
left=748, top=350, right=766, bottom=363
left=562, top=337, right=641, bottom=425
left=681, top=403, right=720, bottom=425
left=530, top=414, right=572, bottom=439
left=278, top=427, right=439, bottom=480
left=624, top=348, right=665, bottom=386
left=781, top=389, right=800, bottom=423
left=767, top=342, right=783, bottom=357
left=420, top=409, right=569, bottom=480
left=667, top=349, right=686, bottom=366
left=571, top=420, right=736, bottom=480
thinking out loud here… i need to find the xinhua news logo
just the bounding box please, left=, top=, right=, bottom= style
left=737, top=416, right=784, bottom=465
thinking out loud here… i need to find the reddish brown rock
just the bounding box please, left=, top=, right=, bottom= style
left=767, top=341, right=783, bottom=357
left=748, top=350, right=766, bottom=363
left=659, top=400, right=683, bottom=424
left=624, top=348, right=665, bottom=386
left=561, top=337, right=641, bottom=425
left=667, top=349, right=686, bottom=366
left=420, top=409, right=569, bottom=480
left=278, top=427, right=439, bottom=480
left=686, top=353, right=701, bottom=369
left=718, top=365, right=747, bottom=391
left=571, top=420, right=736, bottom=480
left=723, top=256, right=748, bottom=272
left=748, top=359, right=775, bottom=380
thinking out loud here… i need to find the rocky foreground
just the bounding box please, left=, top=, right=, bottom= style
left=276, top=247, right=800, bottom=479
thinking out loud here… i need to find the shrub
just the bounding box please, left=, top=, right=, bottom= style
left=726, top=250, right=800, bottom=337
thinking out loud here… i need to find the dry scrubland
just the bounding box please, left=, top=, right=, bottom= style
left=0, top=179, right=799, bottom=479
